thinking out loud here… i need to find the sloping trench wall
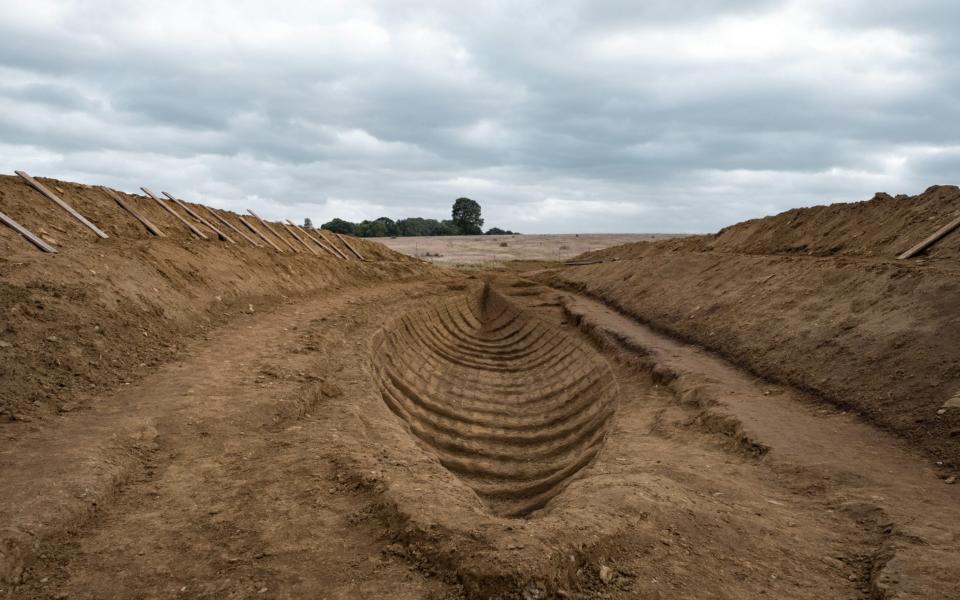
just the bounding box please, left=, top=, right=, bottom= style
left=543, top=252, right=960, bottom=469
left=0, top=174, right=430, bottom=422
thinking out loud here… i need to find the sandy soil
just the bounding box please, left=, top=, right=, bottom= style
left=372, top=233, right=680, bottom=265
left=2, top=175, right=959, bottom=598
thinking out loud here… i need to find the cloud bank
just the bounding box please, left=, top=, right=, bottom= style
left=1, top=0, right=958, bottom=232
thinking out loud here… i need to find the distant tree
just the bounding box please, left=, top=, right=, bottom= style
left=397, top=217, right=431, bottom=237
left=321, top=218, right=356, bottom=235
left=438, top=219, right=461, bottom=235
left=485, top=227, right=517, bottom=235
left=355, top=219, right=388, bottom=238
left=452, top=198, right=483, bottom=235
left=320, top=205, right=508, bottom=238
left=373, top=217, right=398, bottom=237
left=303, top=218, right=313, bottom=229
left=396, top=217, right=460, bottom=236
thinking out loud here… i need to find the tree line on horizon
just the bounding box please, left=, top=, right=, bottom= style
left=308, top=197, right=518, bottom=238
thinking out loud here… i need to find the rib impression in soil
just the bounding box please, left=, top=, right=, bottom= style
left=372, top=283, right=618, bottom=517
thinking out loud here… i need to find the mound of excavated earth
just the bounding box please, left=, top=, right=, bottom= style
left=0, top=174, right=426, bottom=422
left=546, top=187, right=960, bottom=470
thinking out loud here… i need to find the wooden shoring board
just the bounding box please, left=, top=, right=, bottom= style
left=277, top=223, right=307, bottom=253
left=239, top=216, right=282, bottom=251
left=16, top=170, right=109, bottom=239
left=316, top=229, right=350, bottom=260
left=898, top=213, right=960, bottom=259
left=141, top=187, right=207, bottom=239
left=162, top=192, right=234, bottom=244
left=99, top=186, right=164, bottom=237
left=0, top=209, right=57, bottom=253
left=247, top=210, right=299, bottom=252
left=204, top=206, right=261, bottom=247
left=336, top=233, right=365, bottom=260
left=295, top=225, right=343, bottom=259
left=283, top=220, right=320, bottom=255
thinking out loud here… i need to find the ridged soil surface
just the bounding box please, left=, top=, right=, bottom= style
left=372, top=284, right=618, bottom=517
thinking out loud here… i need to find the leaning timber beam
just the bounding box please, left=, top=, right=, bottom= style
left=899, top=213, right=960, bottom=259
left=336, top=233, right=365, bottom=261
left=162, top=192, right=234, bottom=243
left=141, top=187, right=207, bottom=239
left=316, top=229, right=350, bottom=260
left=99, top=187, right=164, bottom=237
left=240, top=216, right=282, bottom=252
left=247, top=210, right=299, bottom=253
left=16, top=171, right=108, bottom=239
left=204, top=206, right=261, bottom=247
left=0, top=209, right=57, bottom=253
left=283, top=221, right=319, bottom=255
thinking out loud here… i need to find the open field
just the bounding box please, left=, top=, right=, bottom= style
left=1, top=175, right=959, bottom=599
left=372, top=233, right=681, bottom=264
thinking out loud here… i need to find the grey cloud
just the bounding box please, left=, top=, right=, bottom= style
left=0, top=1, right=958, bottom=233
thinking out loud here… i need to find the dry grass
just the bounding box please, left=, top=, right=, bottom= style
left=372, top=233, right=682, bottom=264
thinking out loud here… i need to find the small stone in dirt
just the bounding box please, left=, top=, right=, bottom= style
left=945, top=476, right=956, bottom=485
left=822, top=557, right=845, bottom=569
left=522, top=583, right=544, bottom=599
left=258, top=587, right=268, bottom=594
left=248, top=304, right=255, bottom=313
left=599, top=565, right=615, bottom=584
left=937, top=409, right=947, bottom=415
left=0, top=341, right=11, bottom=348
left=46, top=336, right=59, bottom=342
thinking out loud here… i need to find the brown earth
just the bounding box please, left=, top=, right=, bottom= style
left=0, top=174, right=415, bottom=423
left=2, top=175, right=959, bottom=599
left=578, top=184, right=960, bottom=260
left=545, top=187, right=960, bottom=471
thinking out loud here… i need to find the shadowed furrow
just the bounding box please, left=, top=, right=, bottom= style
left=372, top=283, right=618, bottom=517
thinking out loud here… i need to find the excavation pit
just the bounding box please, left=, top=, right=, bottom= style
left=372, top=284, right=618, bottom=517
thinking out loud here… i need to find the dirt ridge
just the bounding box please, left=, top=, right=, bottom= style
left=585, top=185, right=960, bottom=261
left=0, top=174, right=428, bottom=424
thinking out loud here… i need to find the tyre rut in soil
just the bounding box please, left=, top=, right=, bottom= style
left=372, top=283, right=618, bottom=517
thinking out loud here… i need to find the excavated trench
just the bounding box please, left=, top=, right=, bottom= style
left=372, top=284, right=618, bottom=517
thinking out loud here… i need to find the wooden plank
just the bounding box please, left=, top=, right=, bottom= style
left=276, top=223, right=306, bottom=253
left=203, top=206, right=261, bottom=247
left=162, top=192, right=234, bottom=244
left=290, top=222, right=341, bottom=259
left=283, top=221, right=319, bottom=255
left=141, top=187, right=208, bottom=239
left=316, top=229, right=350, bottom=260
left=0, top=209, right=57, bottom=253
left=247, top=210, right=299, bottom=252
left=898, top=213, right=960, bottom=259
left=239, top=216, right=282, bottom=252
left=16, top=170, right=109, bottom=239
left=336, top=233, right=365, bottom=260
left=99, top=186, right=165, bottom=237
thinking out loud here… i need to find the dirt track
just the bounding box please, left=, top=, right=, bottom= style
left=2, top=177, right=960, bottom=598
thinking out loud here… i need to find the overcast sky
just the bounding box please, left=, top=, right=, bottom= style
left=1, top=1, right=957, bottom=233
